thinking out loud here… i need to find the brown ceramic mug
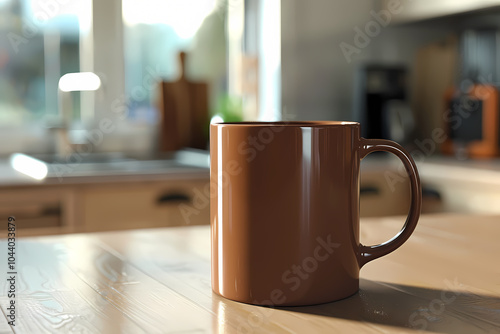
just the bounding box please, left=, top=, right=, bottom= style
left=210, top=121, right=421, bottom=306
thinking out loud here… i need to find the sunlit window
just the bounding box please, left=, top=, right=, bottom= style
left=0, top=0, right=91, bottom=126
left=0, top=0, right=227, bottom=155
left=122, top=0, right=226, bottom=122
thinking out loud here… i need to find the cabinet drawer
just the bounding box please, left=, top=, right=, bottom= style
left=82, top=180, right=211, bottom=232
left=0, top=188, right=75, bottom=231
left=360, top=170, right=411, bottom=217
left=423, top=181, right=500, bottom=214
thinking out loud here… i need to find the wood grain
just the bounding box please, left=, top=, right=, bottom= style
left=0, top=214, right=499, bottom=333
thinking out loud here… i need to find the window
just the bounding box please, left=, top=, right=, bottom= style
left=0, top=0, right=91, bottom=126
left=0, top=0, right=231, bottom=155
left=122, top=0, right=227, bottom=123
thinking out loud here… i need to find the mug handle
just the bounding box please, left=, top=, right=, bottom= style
left=357, top=138, right=422, bottom=268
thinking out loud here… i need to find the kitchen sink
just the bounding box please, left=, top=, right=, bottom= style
left=31, top=152, right=138, bottom=164
left=11, top=149, right=210, bottom=180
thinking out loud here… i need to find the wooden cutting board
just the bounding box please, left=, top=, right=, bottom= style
left=158, top=52, right=209, bottom=151
left=411, top=36, right=458, bottom=140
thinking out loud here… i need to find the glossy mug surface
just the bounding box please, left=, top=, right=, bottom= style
left=210, top=121, right=421, bottom=306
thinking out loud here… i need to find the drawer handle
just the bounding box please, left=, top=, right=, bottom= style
left=422, top=187, right=442, bottom=201
left=360, top=186, right=380, bottom=196
left=157, top=193, right=191, bottom=204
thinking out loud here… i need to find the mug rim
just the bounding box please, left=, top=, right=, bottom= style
left=211, top=121, right=359, bottom=127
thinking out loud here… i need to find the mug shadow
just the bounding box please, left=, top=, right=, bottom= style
left=278, top=279, right=500, bottom=333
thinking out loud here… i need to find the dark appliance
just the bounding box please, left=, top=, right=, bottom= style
left=353, top=65, right=414, bottom=143
left=442, top=29, right=500, bottom=158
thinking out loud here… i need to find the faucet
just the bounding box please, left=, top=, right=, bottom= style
left=53, top=72, right=101, bottom=157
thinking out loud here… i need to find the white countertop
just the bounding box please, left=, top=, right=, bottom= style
left=1, top=153, right=499, bottom=188
left=0, top=159, right=209, bottom=188
left=361, top=154, right=500, bottom=185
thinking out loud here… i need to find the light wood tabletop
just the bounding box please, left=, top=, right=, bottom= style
left=0, top=213, right=499, bottom=333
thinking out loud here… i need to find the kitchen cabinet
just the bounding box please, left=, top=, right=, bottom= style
left=0, top=176, right=210, bottom=236
left=360, top=157, right=500, bottom=216
left=360, top=168, right=411, bottom=217
left=2, top=157, right=498, bottom=234
left=423, top=180, right=500, bottom=214
left=418, top=161, right=500, bottom=214
left=359, top=167, right=444, bottom=217
left=0, top=186, right=77, bottom=232
left=81, top=179, right=210, bottom=232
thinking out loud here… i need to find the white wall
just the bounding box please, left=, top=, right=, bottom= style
left=280, top=0, right=454, bottom=122
left=281, top=0, right=376, bottom=121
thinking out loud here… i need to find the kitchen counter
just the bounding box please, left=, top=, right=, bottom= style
left=2, top=153, right=500, bottom=188
left=0, top=161, right=209, bottom=188
left=1, top=213, right=498, bottom=333
left=0, top=151, right=210, bottom=188
left=362, top=154, right=500, bottom=181
left=360, top=155, right=500, bottom=215
left=417, top=156, right=500, bottom=186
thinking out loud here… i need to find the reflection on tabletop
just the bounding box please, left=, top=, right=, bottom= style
left=0, top=214, right=499, bottom=333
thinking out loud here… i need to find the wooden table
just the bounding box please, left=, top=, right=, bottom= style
left=1, top=214, right=499, bottom=333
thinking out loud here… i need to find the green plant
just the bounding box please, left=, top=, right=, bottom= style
left=213, top=95, right=243, bottom=122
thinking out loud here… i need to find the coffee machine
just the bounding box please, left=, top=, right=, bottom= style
left=353, top=64, right=414, bottom=144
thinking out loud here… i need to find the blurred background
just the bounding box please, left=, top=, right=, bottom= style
left=1, top=0, right=499, bottom=235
